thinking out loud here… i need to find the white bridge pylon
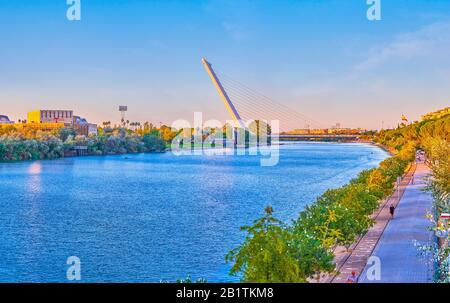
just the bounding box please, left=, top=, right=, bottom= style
left=202, top=58, right=246, bottom=129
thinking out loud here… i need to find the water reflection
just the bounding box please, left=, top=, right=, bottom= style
left=26, top=162, right=42, bottom=194
left=23, top=161, right=44, bottom=263
left=0, top=143, right=390, bottom=282
left=28, top=162, right=42, bottom=175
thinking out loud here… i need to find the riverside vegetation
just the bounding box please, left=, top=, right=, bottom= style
left=226, top=107, right=449, bottom=283
left=380, top=107, right=450, bottom=282
left=376, top=107, right=450, bottom=283
left=0, top=123, right=172, bottom=162
left=0, top=120, right=267, bottom=162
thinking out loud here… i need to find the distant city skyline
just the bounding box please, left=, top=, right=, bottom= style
left=1, top=0, right=449, bottom=130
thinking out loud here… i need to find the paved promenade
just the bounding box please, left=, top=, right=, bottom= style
left=359, top=162, right=434, bottom=283
left=325, top=162, right=434, bottom=283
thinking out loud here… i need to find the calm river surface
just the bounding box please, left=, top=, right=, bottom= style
left=0, top=142, right=388, bottom=282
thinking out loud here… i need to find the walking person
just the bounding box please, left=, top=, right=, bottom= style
left=346, top=271, right=358, bottom=283
left=389, top=204, right=395, bottom=219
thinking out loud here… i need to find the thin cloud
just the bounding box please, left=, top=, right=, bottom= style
left=355, top=21, right=450, bottom=72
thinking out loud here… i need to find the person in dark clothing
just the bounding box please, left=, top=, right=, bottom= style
left=389, top=204, right=395, bottom=218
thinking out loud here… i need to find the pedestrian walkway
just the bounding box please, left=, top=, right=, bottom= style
left=359, top=162, right=434, bottom=283
left=325, top=162, right=434, bottom=283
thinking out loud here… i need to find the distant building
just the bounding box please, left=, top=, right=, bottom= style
left=286, top=129, right=311, bottom=135
left=73, top=116, right=88, bottom=125
left=26, top=110, right=97, bottom=136
left=285, top=128, right=328, bottom=135
left=285, top=127, right=366, bottom=135
left=328, top=128, right=366, bottom=135
left=28, top=110, right=74, bottom=125
left=74, top=124, right=98, bottom=136
left=0, top=115, right=13, bottom=124
left=73, top=115, right=98, bottom=136
left=309, top=129, right=329, bottom=135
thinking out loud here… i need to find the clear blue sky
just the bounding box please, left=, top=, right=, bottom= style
left=0, top=0, right=449, bottom=130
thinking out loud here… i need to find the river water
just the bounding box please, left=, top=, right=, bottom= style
left=0, top=142, right=388, bottom=282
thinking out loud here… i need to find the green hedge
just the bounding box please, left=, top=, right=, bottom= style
left=227, top=148, right=412, bottom=282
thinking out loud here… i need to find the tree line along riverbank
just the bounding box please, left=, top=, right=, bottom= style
left=225, top=107, right=449, bottom=283
left=0, top=120, right=273, bottom=162
left=0, top=126, right=170, bottom=162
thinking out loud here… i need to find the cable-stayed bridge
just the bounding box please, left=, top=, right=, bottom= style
left=201, top=58, right=359, bottom=141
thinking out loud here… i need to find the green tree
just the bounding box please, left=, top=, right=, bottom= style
left=59, top=127, right=77, bottom=142
left=226, top=206, right=306, bottom=282
left=142, top=133, right=166, bottom=152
